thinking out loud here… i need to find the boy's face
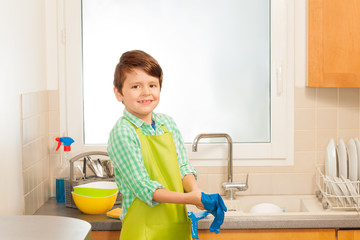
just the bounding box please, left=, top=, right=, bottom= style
left=114, top=68, right=160, bottom=124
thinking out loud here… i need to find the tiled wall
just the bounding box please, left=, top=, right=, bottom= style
left=196, top=88, right=360, bottom=196
left=21, top=90, right=60, bottom=214
left=295, top=88, right=360, bottom=166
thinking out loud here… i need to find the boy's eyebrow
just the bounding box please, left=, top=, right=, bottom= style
left=149, top=80, right=159, bottom=84
left=128, top=80, right=159, bottom=85
left=130, top=79, right=159, bottom=84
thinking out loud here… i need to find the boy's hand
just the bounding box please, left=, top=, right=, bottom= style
left=188, top=191, right=204, bottom=210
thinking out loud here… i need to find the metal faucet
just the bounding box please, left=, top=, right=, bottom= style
left=192, top=133, right=248, bottom=200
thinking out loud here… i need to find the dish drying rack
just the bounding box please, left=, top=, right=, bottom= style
left=64, top=151, right=122, bottom=208
left=316, top=166, right=360, bottom=211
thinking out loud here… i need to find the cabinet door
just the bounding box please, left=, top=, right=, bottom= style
left=92, top=231, right=120, bottom=240
left=308, top=0, right=360, bottom=87
left=198, top=229, right=335, bottom=240
left=338, top=230, right=360, bottom=240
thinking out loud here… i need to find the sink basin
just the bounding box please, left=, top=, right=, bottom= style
left=223, top=195, right=324, bottom=216
left=186, top=195, right=327, bottom=216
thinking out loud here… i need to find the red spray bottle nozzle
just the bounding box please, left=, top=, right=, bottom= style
left=55, top=137, right=75, bottom=151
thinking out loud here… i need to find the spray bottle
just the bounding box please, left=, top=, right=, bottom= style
left=55, top=137, right=75, bottom=203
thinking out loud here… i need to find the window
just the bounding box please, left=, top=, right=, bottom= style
left=62, top=0, right=294, bottom=166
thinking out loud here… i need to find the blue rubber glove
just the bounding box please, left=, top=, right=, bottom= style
left=201, top=192, right=227, bottom=234
left=188, top=211, right=210, bottom=239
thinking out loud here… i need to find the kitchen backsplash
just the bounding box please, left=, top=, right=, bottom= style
left=21, top=90, right=60, bottom=214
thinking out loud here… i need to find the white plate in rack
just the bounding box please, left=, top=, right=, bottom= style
left=325, top=139, right=337, bottom=177
left=326, top=175, right=346, bottom=207
left=354, top=138, right=360, bottom=180
left=337, top=139, right=347, bottom=178
left=347, top=138, right=358, bottom=181
left=341, top=176, right=359, bottom=206
left=334, top=176, right=351, bottom=205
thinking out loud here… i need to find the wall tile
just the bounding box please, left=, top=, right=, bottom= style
left=238, top=166, right=273, bottom=174
left=316, top=130, right=337, bottom=152
left=293, top=173, right=315, bottom=195
left=316, top=108, right=337, bottom=129
left=295, top=108, right=315, bottom=130
left=295, top=130, right=316, bottom=151
left=196, top=173, right=208, bottom=192
left=49, top=111, right=60, bottom=133
left=272, top=174, right=294, bottom=195
left=316, top=88, right=338, bottom=107
left=22, top=117, right=40, bottom=145
left=316, top=151, right=325, bottom=166
left=21, top=90, right=59, bottom=214
left=23, top=170, right=29, bottom=195
left=207, top=174, right=226, bottom=194
left=293, top=151, right=316, bottom=173
left=338, top=130, right=359, bottom=143
left=339, top=88, right=359, bottom=107
left=248, top=174, right=273, bottom=195
left=338, top=108, right=359, bottom=129
left=294, top=87, right=316, bottom=108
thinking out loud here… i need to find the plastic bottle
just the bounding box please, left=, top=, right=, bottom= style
left=55, top=137, right=75, bottom=203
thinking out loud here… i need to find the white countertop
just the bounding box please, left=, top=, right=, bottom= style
left=0, top=215, right=91, bottom=240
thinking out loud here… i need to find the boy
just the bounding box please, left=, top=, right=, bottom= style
left=107, top=50, right=203, bottom=239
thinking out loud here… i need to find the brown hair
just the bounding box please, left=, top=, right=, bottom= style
left=113, top=50, right=163, bottom=94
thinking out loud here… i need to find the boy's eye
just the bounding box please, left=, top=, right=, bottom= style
left=132, top=85, right=140, bottom=89
left=150, top=84, right=157, bottom=88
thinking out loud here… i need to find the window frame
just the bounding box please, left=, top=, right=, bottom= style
left=59, top=0, right=294, bottom=167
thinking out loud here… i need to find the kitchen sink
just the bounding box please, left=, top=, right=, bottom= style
left=186, top=194, right=342, bottom=217
left=222, top=195, right=325, bottom=216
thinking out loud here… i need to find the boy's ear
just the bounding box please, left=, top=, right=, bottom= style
left=114, top=87, right=123, bottom=102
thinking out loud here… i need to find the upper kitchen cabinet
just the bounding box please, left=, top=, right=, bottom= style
left=307, top=0, right=360, bottom=87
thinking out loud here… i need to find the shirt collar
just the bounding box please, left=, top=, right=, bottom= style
left=123, top=109, right=163, bottom=128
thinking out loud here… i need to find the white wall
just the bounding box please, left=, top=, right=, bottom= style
left=0, top=0, right=47, bottom=214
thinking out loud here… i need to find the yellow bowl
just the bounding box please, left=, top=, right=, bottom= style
left=72, top=191, right=118, bottom=214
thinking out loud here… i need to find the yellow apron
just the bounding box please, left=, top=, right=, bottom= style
left=120, top=124, right=192, bottom=240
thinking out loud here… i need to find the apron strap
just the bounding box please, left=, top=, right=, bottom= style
left=160, top=125, right=168, bottom=133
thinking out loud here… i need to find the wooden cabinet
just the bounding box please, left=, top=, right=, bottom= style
left=91, top=229, right=360, bottom=240
left=338, top=230, right=360, bottom=240
left=198, top=229, right=335, bottom=240
left=308, top=0, right=360, bottom=87
left=92, top=231, right=120, bottom=240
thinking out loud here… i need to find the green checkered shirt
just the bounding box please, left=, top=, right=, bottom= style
left=107, top=109, right=197, bottom=220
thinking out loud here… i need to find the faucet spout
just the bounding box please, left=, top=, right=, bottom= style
left=192, top=133, right=233, bottom=183
left=192, top=133, right=248, bottom=200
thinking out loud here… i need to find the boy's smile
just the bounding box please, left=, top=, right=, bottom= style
left=114, top=68, right=160, bottom=124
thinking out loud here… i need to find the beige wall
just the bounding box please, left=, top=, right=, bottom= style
left=0, top=0, right=47, bottom=215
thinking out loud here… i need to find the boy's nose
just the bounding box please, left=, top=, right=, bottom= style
left=142, top=86, right=151, bottom=95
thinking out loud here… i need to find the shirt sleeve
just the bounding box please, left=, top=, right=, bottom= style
left=164, top=115, right=198, bottom=179
left=107, top=122, right=164, bottom=206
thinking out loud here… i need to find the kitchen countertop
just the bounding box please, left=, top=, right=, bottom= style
left=34, top=198, right=122, bottom=231
left=0, top=215, right=91, bottom=240
left=35, top=198, right=360, bottom=231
